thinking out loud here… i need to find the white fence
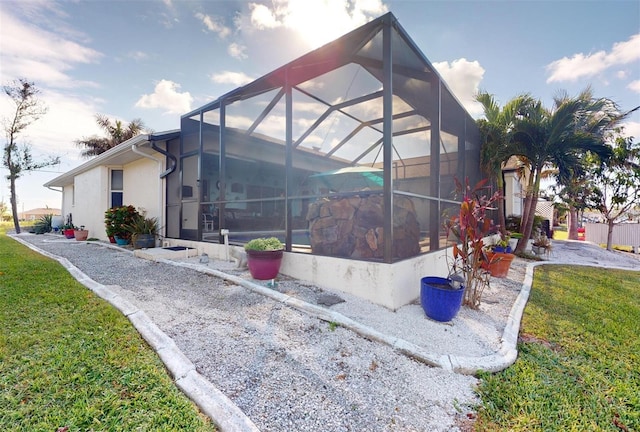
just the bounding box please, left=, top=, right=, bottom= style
left=584, top=223, right=640, bottom=248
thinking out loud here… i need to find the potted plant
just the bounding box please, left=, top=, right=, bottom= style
left=244, top=237, right=284, bottom=280
left=62, top=214, right=76, bottom=239
left=107, top=205, right=139, bottom=245
left=104, top=208, right=118, bottom=243
left=123, top=214, right=158, bottom=249
left=74, top=225, right=89, bottom=241
left=420, top=178, right=500, bottom=321
left=483, top=235, right=515, bottom=278
left=532, top=229, right=551, bottom=256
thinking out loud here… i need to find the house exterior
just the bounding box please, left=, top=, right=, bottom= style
left=19, top=207, right=61, bottom=221
left=45, top=13, right=483, bottom=310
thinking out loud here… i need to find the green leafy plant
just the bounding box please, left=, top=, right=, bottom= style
left=104, top=205, right=140, bottom=240
left=123, top=214, right=158, bottom=240
left=32, top=214, right=53, bottom=234
left=61, top=213, right=76, bottom=230
left=244, top=237, right=284, bottom=251
left=445, top=178, right=501, bottom=308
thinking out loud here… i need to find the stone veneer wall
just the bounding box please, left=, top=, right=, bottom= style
left=306, top=194, right=420, bottom=259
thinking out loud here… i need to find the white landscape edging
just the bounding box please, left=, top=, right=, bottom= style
left=9, top=234, right=260, bottom=432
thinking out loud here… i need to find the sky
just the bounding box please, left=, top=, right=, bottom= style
left=1, top=0, right=639, bottom=212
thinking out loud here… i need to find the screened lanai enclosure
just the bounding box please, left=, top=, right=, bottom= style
left=165, top=12, right=481, bottom=264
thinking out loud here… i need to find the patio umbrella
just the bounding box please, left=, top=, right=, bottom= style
left=309, top=166, right=383, bottom=192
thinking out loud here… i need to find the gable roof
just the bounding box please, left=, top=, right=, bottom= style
left=44, top=130, right=179, bottom=188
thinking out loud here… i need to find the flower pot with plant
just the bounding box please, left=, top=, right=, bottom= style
left=532, top=229, right=551, bottom=256
left=105, top=205, right=139, bottom=245
left=74, top=225, right=89, bottom=241
left=244, top=237, right=284, bottom=280
left=483, top=234, right=515, bottom=278
left=420, top=178, right=500, bottom=321
left=61, top=214, right=76, bottom=239
left=123, top=214, right=158, bottom=249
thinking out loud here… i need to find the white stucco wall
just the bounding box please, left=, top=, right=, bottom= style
left=160, top=238, right=451, bottom=311
left=71, top=166, right=108, bottom=238
left=56, top=156, right=163, bottom=241
left=504, top=172, right=523, bottom=217
left=123, top=158, right=163, bottom=225
left=61, top=185, right=74, bottom=222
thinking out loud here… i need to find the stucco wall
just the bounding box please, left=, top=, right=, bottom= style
left=123, top=158, right=162, bottom=224
left=504, top=172, right=522, bottom=217
left=71, top=167, right=108, bottom=239
left=61, top=185, right=74, bottom=221
left=57, top=156, right=163, bottom=241
left=161, top=238, right=451, bottom=311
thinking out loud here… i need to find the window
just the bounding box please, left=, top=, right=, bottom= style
left=110, top=169, right=123, bottom=208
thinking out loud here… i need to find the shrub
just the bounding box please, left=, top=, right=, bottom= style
left=244, top=237, right=284, bottom=251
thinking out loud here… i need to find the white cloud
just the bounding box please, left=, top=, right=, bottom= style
left=135, top=80, right=193, bottom=115
left=0, top=11, right=102, bottom=88
left=546, top=33, right=640, bottom=83
left=128, top=51, right=149, bottom=61
left=195, top=12, right=231, bottom=38
left=628, top=80, right=640, bottom=94
left=248, top=0, right=388, bottom=48
left=228, top=42, right=247, bottom=60
left=432, top=58, right=485, bottom=116
left=250, top=3, right=280, bottom=29
left=622, top=121, right=640, bottom=140
left=210, top=71, right=254, bottom=86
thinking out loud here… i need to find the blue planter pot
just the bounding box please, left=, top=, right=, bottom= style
left=420, top=276, right=464, bottom=322
left=114, top=236, right=130, bottom=246
left=493, top=245, right=512, bottom=253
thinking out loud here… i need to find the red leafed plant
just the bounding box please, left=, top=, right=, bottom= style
left=446, top=178, right=501, bottom=308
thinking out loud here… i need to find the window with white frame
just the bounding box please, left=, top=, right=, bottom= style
left=110, top=169, right=123, bottom=208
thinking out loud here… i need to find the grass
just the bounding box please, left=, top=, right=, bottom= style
left=0, top=234, right=215, bottom=431
left=475, top=265, right=640, bottom=431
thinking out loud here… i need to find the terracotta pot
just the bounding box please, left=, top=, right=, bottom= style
left=484, top=251, right=515, bottom=278
left=246, top=249, right=283, bottom=280
left=74, top=230, right=89, bottom=241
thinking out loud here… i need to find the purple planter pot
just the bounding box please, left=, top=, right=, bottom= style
left=246, top=249, right=283, bottom=280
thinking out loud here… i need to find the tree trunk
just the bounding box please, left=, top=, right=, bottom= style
left=496, top=173, right=507, bottom=235
left=568, top=206, right=579, bottom=240
left=515, top=168, right=540, bottom=254
left=606, top=219, right=614, bottom=251
left=9, top=176, right=20, bottom=234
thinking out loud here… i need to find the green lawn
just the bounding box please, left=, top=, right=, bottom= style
left=475, top=265, right=640, bottom=431
left=0, top=234, right=215, bottom=431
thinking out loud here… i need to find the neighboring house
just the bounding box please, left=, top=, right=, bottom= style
left=44, top=13, right=484, bottom=310
left=19, top=207, right=61, bottom=221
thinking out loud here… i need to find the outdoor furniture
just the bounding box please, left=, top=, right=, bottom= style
left=202, top=213, right=215, bottom=231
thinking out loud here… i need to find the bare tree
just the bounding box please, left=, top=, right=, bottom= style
left=2, top=79, right=60, bottom=233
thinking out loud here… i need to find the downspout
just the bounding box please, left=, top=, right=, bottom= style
left=131, top=143, right=165, bottom=241
left=150, top=141, right=177, bottom=178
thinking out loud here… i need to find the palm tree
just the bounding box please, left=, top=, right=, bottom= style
left=475, top=91, right=539, bottom=235
left=75, top=114, right=146, bottom=158
left=510, top=87, right=626, bottom=253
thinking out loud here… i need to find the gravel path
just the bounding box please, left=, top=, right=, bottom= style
left=13, top=234, right=640, bottom=431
